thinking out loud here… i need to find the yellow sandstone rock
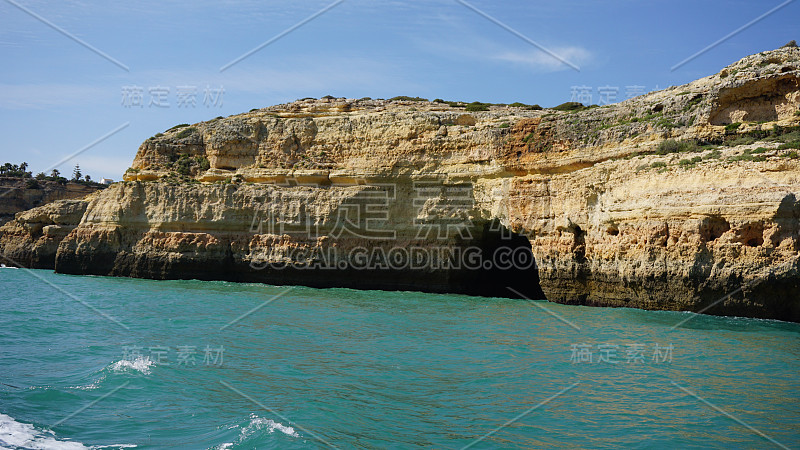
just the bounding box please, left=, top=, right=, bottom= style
left=3, top=47, right=800, bottom=320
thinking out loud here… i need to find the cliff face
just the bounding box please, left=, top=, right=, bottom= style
left=0, top=178, right=103, bottom=226
left=3, top=47, right=800, bottom=321
left=0, top=198, right=91, bottom=269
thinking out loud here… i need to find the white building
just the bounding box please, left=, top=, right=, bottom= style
left=100, top=178, right=113, bottom=185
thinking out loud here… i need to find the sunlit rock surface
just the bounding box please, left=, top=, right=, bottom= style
left=3, top=47, right=800, bottom=320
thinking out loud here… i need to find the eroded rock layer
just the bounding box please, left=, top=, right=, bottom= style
left=3, top=47, right=800, bottom=320
left=0, top=178, right=103, bottom=226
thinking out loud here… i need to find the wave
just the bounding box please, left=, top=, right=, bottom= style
left=240, top=415, right=298, bottom=438
left=67, top=374, right=106, bottom=391
left=214, top=413, right=299, bottom=448
left=30, top=356, right=153, bottom=394
left=108, top=356, right=154, bottom=375
left=69, top=356, right=152, bottom=391
left=0, top=412, right=135, bottom=449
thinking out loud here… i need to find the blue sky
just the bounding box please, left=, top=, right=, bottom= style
left=1, top=0, right=797, bottom=179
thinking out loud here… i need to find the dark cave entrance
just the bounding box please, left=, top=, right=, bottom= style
left=457, top=219, right=546, bottom=300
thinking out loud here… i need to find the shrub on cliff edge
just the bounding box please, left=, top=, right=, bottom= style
left=465, top=102, right=490, bottom=112
left=175, top=127, right=196, bottom=139
left=553, top=102, right=596, bottom=112
left=390, top=96, right=428, bottom=102
left=173, top=155, right=210, bottom=176
left=656, top=139, right=698, bottom=155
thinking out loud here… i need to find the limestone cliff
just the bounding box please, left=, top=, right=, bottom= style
left=0, top=178, right=103, bottom=226
left=3, top=47, right=800, bottom=321
left=0, top=197, right=92, bottom=269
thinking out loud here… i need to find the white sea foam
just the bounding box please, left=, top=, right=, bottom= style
left=109, top=356, right=154, bottom=375
left=68, top=375, right=106, bottom=391
left=0, top=412, right=86, bottom=449
left=0, top=412, right=137, bottom=450
left=240, top=414, right=299, bottom=439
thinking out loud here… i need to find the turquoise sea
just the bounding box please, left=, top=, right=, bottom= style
left=0, top=267, right=798, bottom=449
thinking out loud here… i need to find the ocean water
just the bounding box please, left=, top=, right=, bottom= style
left=0, top=268, right=798, bottom=449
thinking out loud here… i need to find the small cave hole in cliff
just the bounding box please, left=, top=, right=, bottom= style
left=700, top=217, right=730, bottom=242
left=458, top=219, right=546, bottom=300
left=571, top=225, right=587, bottom=262
left=746, top=237, right=764, bottom=247
left=739, top=222, right=765, bottom=247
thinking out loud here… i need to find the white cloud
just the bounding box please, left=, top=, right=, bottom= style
left=128, top=55, right=425, bottom=98
left=417, top=36, right=593, bottom=73
left=0, top=54, right=422, bottom=111
left=0, top=83, right=109, bottom=109
left=408, top=11, right=593, bottom=73
left=492, top=46, right=592, bottom=71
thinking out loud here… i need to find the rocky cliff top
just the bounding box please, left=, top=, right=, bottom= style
left=126, top=47, right=800, bottom=185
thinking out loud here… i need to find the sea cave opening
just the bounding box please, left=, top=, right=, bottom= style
left=457, top=219, right=546, bottom=300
